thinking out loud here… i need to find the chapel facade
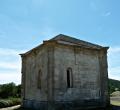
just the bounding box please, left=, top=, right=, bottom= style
left=20, top=34, right=110, bottom=110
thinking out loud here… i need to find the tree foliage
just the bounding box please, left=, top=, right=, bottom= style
left=0, top=82, right=21, bottom=99
left=109, top=79, right=120, bottom=94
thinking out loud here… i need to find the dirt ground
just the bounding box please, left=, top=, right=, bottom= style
left=0, top=105, right=20, bottom=110
left=110, top=97, right=120, bottom=110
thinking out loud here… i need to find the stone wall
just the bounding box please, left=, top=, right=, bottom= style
left=54, top=44, right=101, bottom=101
left=22, top=46, right=48, bottom=101
left=21, top=41, right=109, bottom=109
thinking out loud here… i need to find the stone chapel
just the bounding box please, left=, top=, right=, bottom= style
left=20, top=34, right=110, bottom=110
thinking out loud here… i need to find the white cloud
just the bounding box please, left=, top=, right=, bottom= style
left=108, top=66, right=120, bottom=80
left=0, top=48, right=25, bottom=56
left=103, top=12, right=111, bottom=17
left=0, top=62, right=20, bottom=69
left=108, top=47, right=120, bottom=80
left=0, top=48, right=26, bottom=84
left=108, top=47, right=120, bottom=67
left=108, top=47, right=120, bottom=53
left=0, top=72, right=21, bottom=85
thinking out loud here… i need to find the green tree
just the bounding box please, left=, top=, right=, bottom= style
left=16, top=84, right=21, bottom=97
left=0, top=82, right=17, bottom=98
left=109, top=79, right=120, bottom=94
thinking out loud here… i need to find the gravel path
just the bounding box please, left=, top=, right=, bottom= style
left=0, top=105, right=20, bottom=110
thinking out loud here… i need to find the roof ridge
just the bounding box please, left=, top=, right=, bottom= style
left=20, top=34, right=109, bottom=56
left=50, top=34, right=103, bottom=48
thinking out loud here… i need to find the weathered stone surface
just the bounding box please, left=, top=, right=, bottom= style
left=20, top=34, right=109, bottom=110
left=21, top=46, right=48, bottom=101
left=53, top=45, right=101, bottom=101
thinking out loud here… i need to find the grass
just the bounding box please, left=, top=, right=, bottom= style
left=0, top=98, right=21, bottom=108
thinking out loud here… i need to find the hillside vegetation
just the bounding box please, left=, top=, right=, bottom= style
left=109, top=79, right=120, bottom=94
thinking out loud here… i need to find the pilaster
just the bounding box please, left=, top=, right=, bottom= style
left=21, top=56, right=26, bottom=106
left=99, top=48, right=110, bottom=107
left=47, top=43, right=55, bottom=109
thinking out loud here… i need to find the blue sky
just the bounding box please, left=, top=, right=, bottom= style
left=0, top=0, right=120, bottom=84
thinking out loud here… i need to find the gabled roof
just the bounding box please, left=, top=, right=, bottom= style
left=20, top=34, right=108, bottom=56
left=50, top=34, right=103, bottom=49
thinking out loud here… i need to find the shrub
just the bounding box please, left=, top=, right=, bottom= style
left=0, top=98, right=21, bottom=108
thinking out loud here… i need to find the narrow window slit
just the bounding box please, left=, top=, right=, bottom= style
left=37, top=69, right=42, bottom=89
left=67, top=68, right=73, bottom=88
